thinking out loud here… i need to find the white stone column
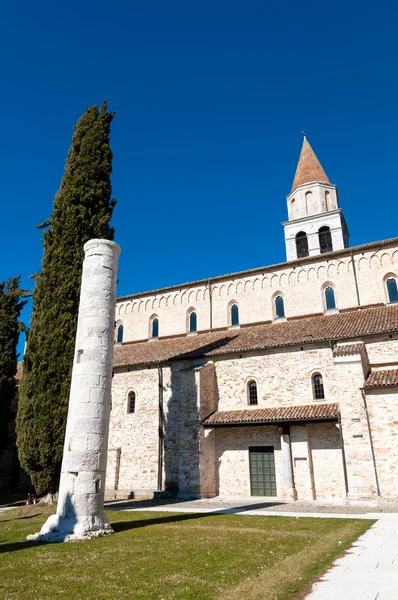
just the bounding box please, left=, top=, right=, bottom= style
left=281, top=427, right=297, bottom=500
left=29, top=239, right=121, bottom=542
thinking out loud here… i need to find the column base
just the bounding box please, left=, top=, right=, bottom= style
left=27, top=512, right=114, bottom=543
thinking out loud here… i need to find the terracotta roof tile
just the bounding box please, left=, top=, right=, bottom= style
left=291, top=138, right=330, bottom=192
left=114, top=304, right=398, bottom=368
left=202, top=403, right=339, bottom=426
left=333, top=343, right=365, bottom=357
left=364, top=369, right=398, bottom=388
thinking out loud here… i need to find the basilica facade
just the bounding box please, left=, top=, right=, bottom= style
left=106, top=138, right=398, bottom=501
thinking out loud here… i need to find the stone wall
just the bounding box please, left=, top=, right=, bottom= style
left=108, top=368, right=161, bottom=492
left=115, top=242, right=398, bottom=343
left=366, top=388, right=398, bottom=498
left=108, top=336, right=398, bottom=500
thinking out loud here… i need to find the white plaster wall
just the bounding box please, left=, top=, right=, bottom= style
left=284, top=210, right=347, bottom=260
left=287, top=182, right=339, bottom=221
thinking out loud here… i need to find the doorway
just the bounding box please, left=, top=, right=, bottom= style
left=249, top=446, right=277, bottom=496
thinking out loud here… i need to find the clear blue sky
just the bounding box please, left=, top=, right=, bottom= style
left=0, top=1, right=397, bottom=354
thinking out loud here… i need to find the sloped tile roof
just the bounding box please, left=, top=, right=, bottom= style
left=333, top=343, right=365, bottom=357
left=202, top=403, right=339, bottom=427
left=114, top=304, right=398, bottom=368
left=291, top=138, right=330, bottom=192
left=364, top=369, right=398, bottom=389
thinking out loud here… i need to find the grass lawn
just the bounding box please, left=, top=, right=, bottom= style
left=0, top=502, right=372, bottom=600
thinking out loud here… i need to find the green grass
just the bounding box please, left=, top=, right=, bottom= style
left=0, top=503, right=373, bottom=600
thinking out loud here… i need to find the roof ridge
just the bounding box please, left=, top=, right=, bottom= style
left=117, top=237, right=398, bottom=302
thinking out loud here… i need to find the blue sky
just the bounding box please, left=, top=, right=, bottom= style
left=0, top=1, right=397, bottom=353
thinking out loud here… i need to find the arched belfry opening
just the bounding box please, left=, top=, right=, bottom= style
left=319, top=226, right=333, bottom=254
left=296, top=231, right=309, bottom=258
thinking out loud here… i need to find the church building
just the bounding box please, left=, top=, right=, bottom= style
left=106, top=138, right=398, bottom=501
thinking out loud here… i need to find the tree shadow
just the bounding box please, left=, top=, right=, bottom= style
left=111, top=501, right=287, bottom=533
left=169, top=335, right=239, bottom=362
left=1, top=513, right=42, bottom=522
left=0, top=538, right=49, bottom=554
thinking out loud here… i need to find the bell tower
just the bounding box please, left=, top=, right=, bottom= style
left=282, top=136, right=349, bottom=261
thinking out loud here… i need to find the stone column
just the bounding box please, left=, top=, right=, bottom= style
left=29, top=239, right=121, bottom=542
left=281, top=426, right=297, bottom=501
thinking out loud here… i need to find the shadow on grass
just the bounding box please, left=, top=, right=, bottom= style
left=1, top=513, right=42, bottom=523
left=112, top=511, right=213, bottom=533
left=0, top=502, right=286, bottom=554
left=106, top=498, right=285, bottom=511
left=111, top=501, right=286, bottom=533
left=0, top=539, right=50, bottom=554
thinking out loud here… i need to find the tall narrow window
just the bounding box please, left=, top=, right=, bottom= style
left=387, top=278, right=398, bottom=304
left=152, top=318, right=159, bottom=338
left=312, top=373, right=325, bottom=400
left=275, top=296, right=285, bottom=319
left=325, top=190, right=330, bottom=211
left=319, top=226, right=333, bottom=253
left=128, top=391, right=136, bottom=414
left=325, top=286, right=336, bottom=310
left=117, top=324, right=124, bottom=344
left=305, top=191, right=312, bottom=214
left=248, top=381, right=258, bottom=405
left=231, top=303, right=239, bottom=326
left=296, top=231, right=309, bottom=258
left=189, top=311, right=197, bottom=333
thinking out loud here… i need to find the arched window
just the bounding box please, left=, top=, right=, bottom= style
left=296, top=231, right=309, bottom=258
left=231, top=303, right=239, bottom=326
left=386, top=278, right=398, bottom=304
left=305, top=191, right=312, bottom=214
left=152, top=318, right=159, bottom=338
left=290, top=198, right=295, bottom=219
left=128, top=391, right=136, bottom=414
left=248, top=381, right=258, bottom=405
left=319, top=226, right=333, bottom=253
left=117, top=324, right=124, bottom=344
left=189, top=311, right=197, bottom=333
left=325, top=286, right=336, bottom=310
left=312, top=373, right=325, bottom=400
left=275, top=296, right=285, bottom=319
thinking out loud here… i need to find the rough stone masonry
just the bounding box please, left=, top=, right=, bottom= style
left=28, top=238, right=121, bottom=542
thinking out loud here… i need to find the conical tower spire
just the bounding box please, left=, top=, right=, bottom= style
left=291, top=136, right=330, bottom=192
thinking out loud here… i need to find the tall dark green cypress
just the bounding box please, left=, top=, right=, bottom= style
left=0, top=277, right=26, bottom=452
left=17, top=102, right=116, bottom=496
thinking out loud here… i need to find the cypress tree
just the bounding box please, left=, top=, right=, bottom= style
left=0, top=276, right=26, bottom=452
left=17, top=102, right=116, bottom=496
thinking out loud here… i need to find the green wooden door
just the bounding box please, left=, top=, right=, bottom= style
left=249, top=446, right=277, bottom=496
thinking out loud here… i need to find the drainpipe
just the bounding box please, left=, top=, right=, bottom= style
left=157, top=364, right=164, bottom=492
left=350, top=250, right=361, bottom=307
left=360, top=388, right=380, bottom=496
left=208, top=279, right=213, bottom=331
left=337, top=409, right=349, bottom=497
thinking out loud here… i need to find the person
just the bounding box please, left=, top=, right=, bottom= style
left=26, top=484, right=38, bottom=505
